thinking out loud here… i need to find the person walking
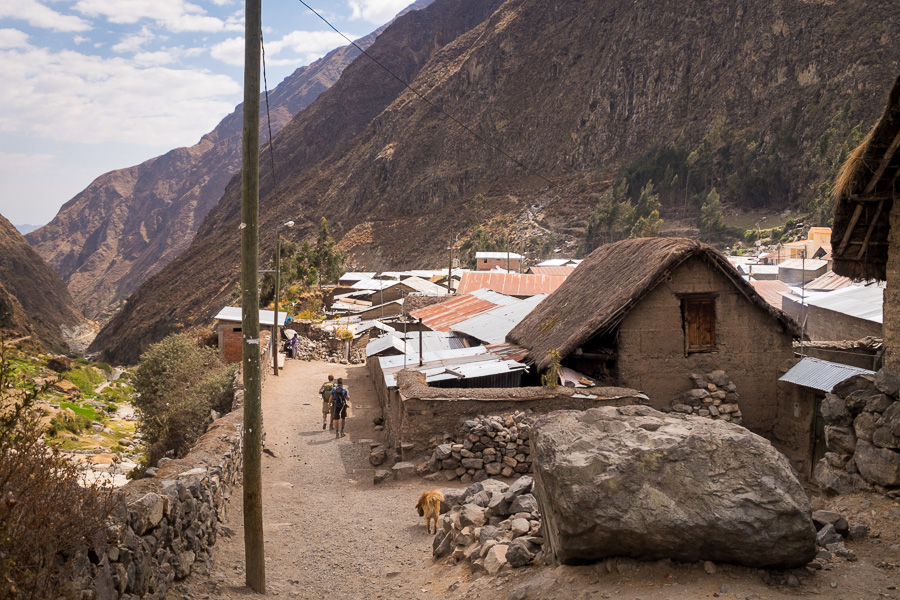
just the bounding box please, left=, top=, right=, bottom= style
left=319, top=374, right=335, bottom=430
left=290, top=333, right=300, bottom=359
left=330, top=378, right=349, bottom=439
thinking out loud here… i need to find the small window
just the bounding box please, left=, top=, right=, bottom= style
left=682, top=296, right=716, bottom=353
left=483, top=259, right=488, bottom=264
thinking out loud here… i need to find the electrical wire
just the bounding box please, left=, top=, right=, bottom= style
left=260, top=32, right=279, bottom=196
left=294, top=0, right=555, bottom=188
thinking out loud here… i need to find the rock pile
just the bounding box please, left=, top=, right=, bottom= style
left=284, top=336, right=365, bottom=364
left=420, top=412, right=536, bottom=483
left=669, top=370, right=743, bottom=425
left=530, top=405, right=817, bottom=569
left=807, top=509, right=868, bottom=570
left=432, top=477, right=545, bottom=574
left=814, top=370, right=900, bottom=495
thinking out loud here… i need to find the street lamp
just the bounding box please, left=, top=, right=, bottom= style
left=273, top=220, right=294, bottom=376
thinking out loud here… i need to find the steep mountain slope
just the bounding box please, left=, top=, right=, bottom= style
left=23, top=14, right=400, bottom=321
left=0, top=214, right=93, bottom=351
left=91, top=0, right=900, bottom=363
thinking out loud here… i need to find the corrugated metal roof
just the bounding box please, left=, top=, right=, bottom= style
left=457, top=272, right=567, bottom=297
left=780, top=357, right=874, bottom=393
left=385, top=276, right=448, bottom=296
left=214, top=306, right=277, bottom=326
left=476, top=251, right=523, bottom=259
left=804, top=271, right=855, bottom=291
left=537, top=258, right=582, bottom=267
left=806, top=284, right=884, bottom=323
left=484, top=342, right=530, bottom=362
left=737, top=264, right=779, bottom=275
left=451, top=294, right=547, bottom=344
left=779, top=258, right=829, bottom=271
left=351, top=279, right=393, bottom=291
left=749, top=280, right=792, bottom=309
left=365, top=335, right=407, bottom=357
left=379, top=346, right=527, bottom=387
left=528, top=266, right=576, bottom=276
left=410, top=288, right=517, bottom=331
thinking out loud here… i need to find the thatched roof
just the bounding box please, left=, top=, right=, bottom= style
left=831, top=74, right=900, bottom=280
left=507, top=238, right=801, bottom=372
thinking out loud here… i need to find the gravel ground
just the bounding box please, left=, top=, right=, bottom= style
left=170, top=359, right=900, bottom=600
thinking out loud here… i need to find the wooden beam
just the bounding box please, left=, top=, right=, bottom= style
left=837, top=203, right=865, bottom=255
left=856, top=198, right=886, bottom=259
left=863, top=128, right=900, bottom=194
left=848, top=191, right=894, bottom=202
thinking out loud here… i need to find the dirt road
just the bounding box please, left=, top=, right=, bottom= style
left=170, top=359, right=900, bottom=600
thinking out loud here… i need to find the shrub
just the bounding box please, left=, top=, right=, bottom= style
left=133, top=333, right=236, bottom=466
left=0, top=338, right=113, bottom=599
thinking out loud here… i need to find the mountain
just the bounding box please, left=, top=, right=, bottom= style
left=0, top=213, right=93, bottom=351
left=91, top=0, right=900, bottom=363
left=23, top=6, right=421, bottom=321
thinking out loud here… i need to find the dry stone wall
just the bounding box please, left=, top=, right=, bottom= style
left=69, top=372, right=253, bottom=599
left=668, top=370, right=743, bottom=425
left=814, top=370, right=900, bottom=497
left=420, top=412, right=536, bottom=483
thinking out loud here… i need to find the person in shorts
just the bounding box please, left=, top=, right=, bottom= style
left=330, top=378, right=349, bottom=438
left=319, top=374, right=335, bottom=430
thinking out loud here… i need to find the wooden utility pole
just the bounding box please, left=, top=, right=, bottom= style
left=240, top=0, right=265, bottom=592
left=273, top=235, right=281, bottom=376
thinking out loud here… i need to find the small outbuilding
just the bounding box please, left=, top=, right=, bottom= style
left=508, top=237, right=801, bottom=438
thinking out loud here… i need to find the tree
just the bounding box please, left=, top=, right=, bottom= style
left=700, top=187, right=725, bottom=241
left=312, top=217, right=345, bottom=285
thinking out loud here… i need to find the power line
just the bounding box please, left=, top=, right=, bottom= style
left=260, top=33, right=279, bottom=196
left=294, top=0, right=554, bottom=188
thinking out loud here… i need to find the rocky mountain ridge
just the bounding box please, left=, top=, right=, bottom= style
left=91, top=0, right=900, bottom=363
left=0, top=213, right=93, bottom=351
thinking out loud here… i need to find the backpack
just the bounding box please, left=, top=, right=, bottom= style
left=320, top=382, right=334, bottom=402
left=332, top=386, right=348, bottom=409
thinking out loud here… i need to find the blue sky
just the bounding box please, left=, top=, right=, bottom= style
left=0, top=0, right=409, bottom=226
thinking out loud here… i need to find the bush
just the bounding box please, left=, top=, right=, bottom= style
left=133, top=333, right=236, bottom=466
left=0, top=338, right=113, bottom=599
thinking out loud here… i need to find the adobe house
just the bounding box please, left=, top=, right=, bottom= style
left=508, top=237, right=801, bottom=439
left=831, top=74, right=900, bottom=368
left=475, top=251, right=522, bottom=271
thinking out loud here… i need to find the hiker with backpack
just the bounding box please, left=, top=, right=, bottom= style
left=319, top=374, right=335, bottom=430
left=330, top=378, right=349, bottom=438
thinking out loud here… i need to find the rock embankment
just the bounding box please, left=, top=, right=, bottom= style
left=432, top=477, right=545, bottom=574
left=420, top=412, right=536, bottom=482
left=814, top=370, right=900, bottom=495
left=530, top=405, right=817, bottom=569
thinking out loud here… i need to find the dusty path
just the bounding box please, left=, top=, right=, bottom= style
left=170, top=359, right=455, bottom=599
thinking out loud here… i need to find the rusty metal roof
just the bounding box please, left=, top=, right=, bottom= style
left=457, top=272, right=567, bottom=297
left=749, top=280, right=792, bottom=309
left=410, top=288, right=517, bottom=331
left=527, top=266, right=576, bottom=276
left=804, top=271, right=855, bottom=291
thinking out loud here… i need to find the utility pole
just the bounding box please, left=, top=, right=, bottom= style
left=272, top=220, right=294, bottom=377
left=447, top=233, right=453, bottom=293
left=240, top=0, right=265, bottom=592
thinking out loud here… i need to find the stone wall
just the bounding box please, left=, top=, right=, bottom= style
left=374, top=368, right=646, bottom=456
left=813, top=370, right=900, bottom=497
left=668, top=370, right=743, bottom=425
left=70, top=363, right=264, bottom=598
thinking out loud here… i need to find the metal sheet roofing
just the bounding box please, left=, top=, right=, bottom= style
left=805, top=284, right=884, bottom=323
left=737, top=264, right=779, bottom=275
left=528, top=266, right=576, bottom=276
left=338, top=272, right=376, bottom=284
left=475, top=251, right=523, bottom=259
left=410, top=288, right=517, bottom=331
left=780, top=357, right=874, bottom=393
left=385, top=276, right=448, bottom=296
left=537, top=258, right=582, bottom=267
left=214, top=306, right=277, bottom=326
left=778, top=258, right=829, bottom=271
left=457, top=272, right=567, bottom=297
left=451, top=294, right=547, bottom=344
left=804, top=271, right=855, bottom=291
left=365, top=335, right=407, bottom=357
left=749, top=280, right=792, bottom=309
left=378, top=345, right=527, bottom=387
left=351, top=279, right=393, bottom=291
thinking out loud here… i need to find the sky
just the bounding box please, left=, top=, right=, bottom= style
left=0, top=0, right=411, bottom=227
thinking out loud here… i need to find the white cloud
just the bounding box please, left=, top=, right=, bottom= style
left=133, top=50, right=177, bottom=66
left=210, top=36, right=244, bottom=66
left=210, top=0, right=233, bottom=5
left=0, top=0, right=91, bottom=32
left=111, top=26, right=155, bottom=53
left=266, top=30, right=347, bottom=56
left=0, top=28, right=30, bottom=49
left=73, top=34, right=89, bottom=44
left=347, top=0, right=409, bottom=24
left=0, top=45, right=241, bottom=146
left=74, top=0, right=242, bottom=33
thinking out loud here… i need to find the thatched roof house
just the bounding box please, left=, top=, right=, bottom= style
left=831, top=74, right=900, bottom=281
left=831, top=74, right=900, bottom=370
left=509, top=237, right=800, bottom=372
left=508, top=237, right=803, bottom=446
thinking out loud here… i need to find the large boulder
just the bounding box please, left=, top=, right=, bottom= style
left=530, top=406, right=816, bottom=568
left=854, top=440, right=900, bottom=487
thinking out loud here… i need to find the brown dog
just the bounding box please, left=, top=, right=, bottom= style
left=415, top=489, right=444, bottom=534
